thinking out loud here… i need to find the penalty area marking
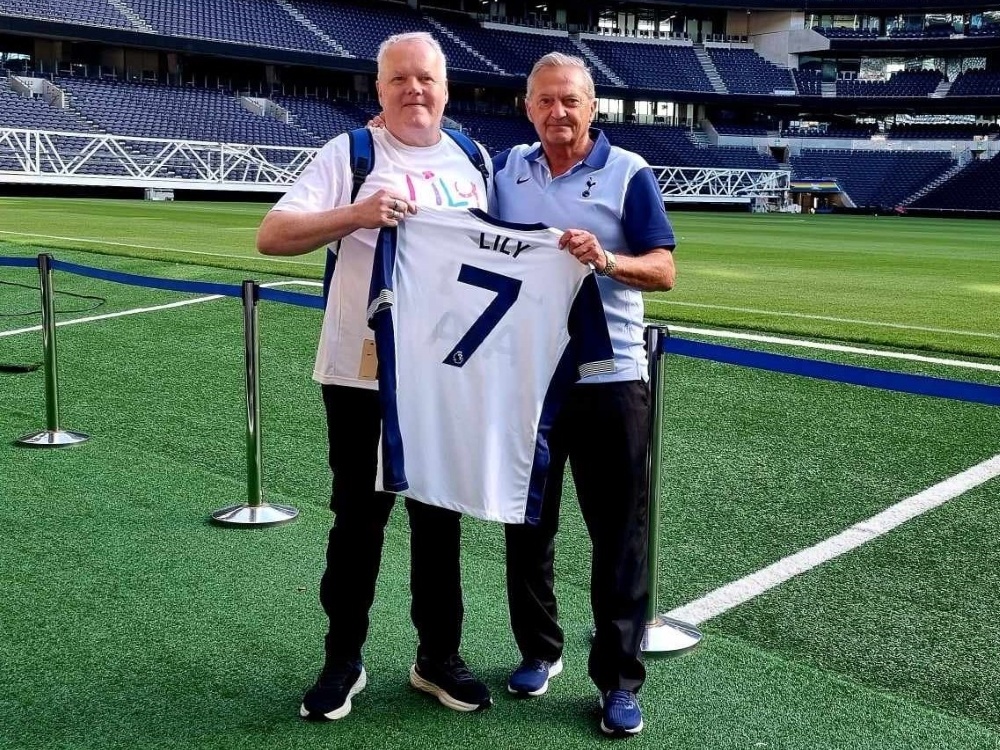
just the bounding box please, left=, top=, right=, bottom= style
left=0, top=280, right=321, bottom=339
left=666, top=452, right=1000, bottom=626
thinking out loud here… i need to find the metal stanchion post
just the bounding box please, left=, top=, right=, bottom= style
left=641, top=325, right=702, bottom=654
left=211, top=280, right=298, bottom=527
left=16, top=253, right=89, bottom=447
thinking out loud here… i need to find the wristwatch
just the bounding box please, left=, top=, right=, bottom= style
left=599, top=250, right=617, bottom=277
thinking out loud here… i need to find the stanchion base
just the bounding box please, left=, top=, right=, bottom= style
left=210, top=503, right=299, bottom=528
left=16, top=429, right=90, bottom=447
left=641, top=615, right=703, bottom=655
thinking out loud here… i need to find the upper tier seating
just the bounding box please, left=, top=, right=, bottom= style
left=294, top=0, right=492, bottom=73
left=426, top=15, right=615, bottom=84
left=580, top=40, right=713, bottom=92
left=948, top=69, right=1000, bottom=96
left=0, top=0, right=134, bottom=29
left=706, top=48, right=794, bottom=94
left=836, top=70, right=943, bottom=97
left=888, top=123, right=999, bottom=139
left=812, top=26, right=878, bottom=39
left=790, top=148, right=953, bottom=207
left=781, top=124, right=879, bottom=139
left=909, top=157, right=1000, bottom=211
left=792, top=68, right=823, bottom=95
left=124, top=0, right=335, bottom=54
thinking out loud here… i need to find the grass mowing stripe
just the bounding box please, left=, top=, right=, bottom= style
left=0, top=280, right=318, bottom=338
left=660, top=300, right=1000, bottom=340
left=0, top=230, right=323, bottom=267
left=667, top=452, right=1000, bottom=626
left=671, top=324, right=1000, bottom=373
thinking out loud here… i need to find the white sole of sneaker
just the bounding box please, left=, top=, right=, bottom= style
left=299, top=667, right=368, bottom=721
left=507, top=658, right=564, bottom=697
left=600, top=718, right=644, bottom=736
left=409, top=665, right=491, bottom=712
left=597, top=691, right=643, bottom=736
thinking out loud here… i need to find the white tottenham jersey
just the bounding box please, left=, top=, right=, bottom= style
left=367, top=206, right=614, bottom=524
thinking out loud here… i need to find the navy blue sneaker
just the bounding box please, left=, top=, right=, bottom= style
left=300, top=661, right=367, bottom=721
left=507, top=657, right=563, bottom=696
left=599, top=690, right=643, bottom=736
left=410, top=653, right=493, bottom=712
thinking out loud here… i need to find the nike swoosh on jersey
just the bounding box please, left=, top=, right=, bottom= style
left=516, top=176, right=530, bottom=184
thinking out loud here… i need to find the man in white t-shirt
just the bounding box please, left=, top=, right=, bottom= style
left=256, top=32, right=493, bottom=721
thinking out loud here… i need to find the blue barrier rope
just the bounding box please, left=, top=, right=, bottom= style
left=51, top=259, right=244, bottom=299
left=258, top=286, right=324, bottom=310
left=0, top=257, right=39, bottom=268
left=4, top=254, right=997, bottom=408
left=664, top=336, right=1000, bottom=407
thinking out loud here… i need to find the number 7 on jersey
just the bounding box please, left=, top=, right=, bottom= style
left=443, top=264, right=522, bottom=368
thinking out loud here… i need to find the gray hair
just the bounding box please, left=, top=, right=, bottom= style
left=526, top=52, right=595, bottom=99
left=376, top=32, right=447, bottom=75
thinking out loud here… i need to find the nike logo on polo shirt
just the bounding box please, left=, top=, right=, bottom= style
left=516, top=176, right=530, bottom=184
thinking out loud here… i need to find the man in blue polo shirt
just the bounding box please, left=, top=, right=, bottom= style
left=494, top=52, right=677, bottom=737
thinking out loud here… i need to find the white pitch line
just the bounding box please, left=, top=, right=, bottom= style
left=666, top=452, right=1000, bottom=626
left=660, top=300, right=1000, bottom=340
left=669, top=324, right=1000, bottom=373
left=0, top=280, right=320, bottom=338
left=0, top=231, right=323, bottom=267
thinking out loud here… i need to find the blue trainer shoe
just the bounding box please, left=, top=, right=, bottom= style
left=507, top=657, right=563, bottom=696
left=599, top=690, right=643, bottom=736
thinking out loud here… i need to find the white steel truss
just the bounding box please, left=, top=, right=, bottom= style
left=0, top=128, right=319, bottom=192
left=0, top=128, right=790, bottom=201
left=651, top=166, right=791, bottom=203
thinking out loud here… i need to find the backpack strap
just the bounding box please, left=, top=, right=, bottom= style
left=323, top=127, right=487, bottom=302
left=323, top=128, right=375, bottom=301
left=443, top=127, right=491, bottom=198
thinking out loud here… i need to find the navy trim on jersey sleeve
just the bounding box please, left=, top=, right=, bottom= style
left=468, top=207, right=548, bottom=231
left=567, top=274, right=615, bottom=379
left=367, top=226, right=397, bottom=324
left=367, top=226, right=408, bottom=492
left=622, top=166, right=676, bottom=254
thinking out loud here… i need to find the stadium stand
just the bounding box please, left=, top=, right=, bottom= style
left=424, top=16, right=617, bottom=85
left=0, top=0, right=997, bottom=212
left=0, top=82, right=94, bottom=132
left=445, top=111, right=538, bottom=155
left=888, top=123, right=999, bottom=139
left=948, top=69, right=1000, bottom=96
left=56, top=77, right=321, bottom=146
left=579, top=39, right=713, bottom=91
left=272, top=95, right=369, bottom=140
left=0, top=0, right=135, bottom=29
left=293, top=0, right=494, bottom=73
left=792, top=68, right=824, bottom=96
left=790, top=149, right=954, bottom=207
left=836, top=70, right=943, bottom=97
left=909, top=156, right=1000, bottom=211
left=125, top=0, right=336, bottom=54
left=706, top=48, right=795, bottom=94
